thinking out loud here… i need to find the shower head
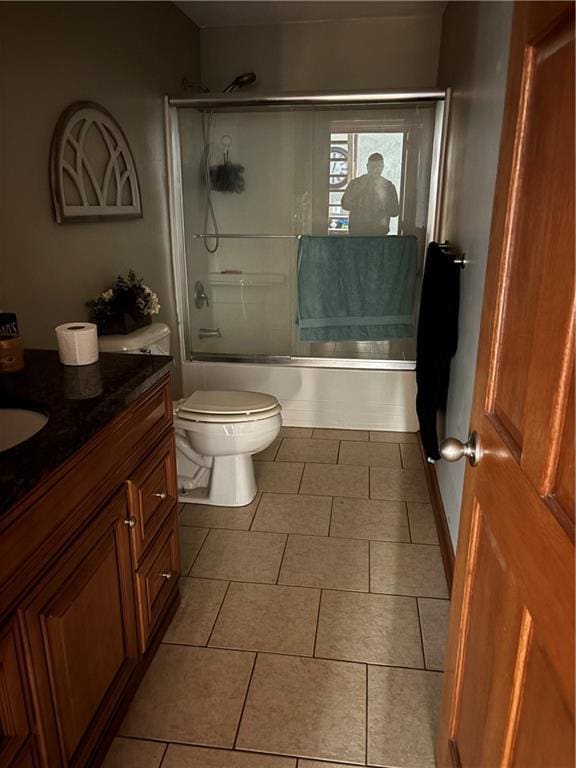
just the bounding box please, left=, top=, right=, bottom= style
left=222, top=72, right=257, bottom=93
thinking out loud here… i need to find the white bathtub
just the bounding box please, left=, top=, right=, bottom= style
left=182, top=360, right=418, bottom=432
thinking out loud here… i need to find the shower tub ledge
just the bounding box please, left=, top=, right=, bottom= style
left=182, top=359, right=418, bottom=432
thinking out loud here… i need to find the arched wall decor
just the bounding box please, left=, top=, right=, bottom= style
left=50, top=101, right=142, bottom=223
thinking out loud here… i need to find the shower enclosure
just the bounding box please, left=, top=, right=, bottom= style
left=166, top=90, right=448, bottom=372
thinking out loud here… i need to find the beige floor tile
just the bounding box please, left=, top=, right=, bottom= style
left=312, top=428, right=369, bottom=441
left=163, top=745, right=296, bottom=767
left=370, top=467, right=430, bottom=502
left=418, top=598, right=451, bottom=671
left=330, top=497, right=410, bottom=542
left=279, top=535, right=369, bottom=592
left=298, top=763, right=360, bottom=768
left=180, top=526, right=209, bottom=575
left=370, top=542, right=448, bottom=598
left=120, top=645, right=254, bottom=747
left=255, top=461, right=304, bottom=493
left=180, top=495, right=261, bottom=531
left=408, top=503, right=439, bottom=544
left=255, top=436, right=282, bottom=462
left=102, top=738, right=166, bottom=768
left=368, top=666, right=443, bottom=767
left=191, top=530, right=287, bottom=584
left=164, top=577, right=228, bottom=646
left=237, top=654, right=366, bottom=764
left=370, top=430, right=418, bottom=443
left=338, top=441, right=401, bottom=468
left=401, top=443, right=424, bottom=469
left=281, top=426, right=313, bottom=438
left=300, top=463, right=369, bottom=498
left=277, top=438, right=339, bottom=464
left=252, top=493, right=332, bottom=536
left=209, top=582, right=320, bottom=656
left=315, top=590, right=423, bottom=668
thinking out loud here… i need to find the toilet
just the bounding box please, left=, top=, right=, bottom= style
left=99, top=322, right=282, bottom=507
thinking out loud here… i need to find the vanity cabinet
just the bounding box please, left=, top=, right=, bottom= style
left=0, top=374, right=179, bottom=768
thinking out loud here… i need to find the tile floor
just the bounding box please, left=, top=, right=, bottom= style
left=105, top=427, right=450, bottom=768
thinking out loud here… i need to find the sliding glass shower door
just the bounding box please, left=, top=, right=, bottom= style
left=175, top=98, right=444, bottom=365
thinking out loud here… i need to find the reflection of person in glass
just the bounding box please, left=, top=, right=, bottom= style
left=341, top=152, right=399, bottom=235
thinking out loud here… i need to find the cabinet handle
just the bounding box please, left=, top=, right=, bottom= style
left=123, top=516, right=137, bottom=528
left=153, top=491, right=167, bottom=500
left=160, top=571, right=173, bottom=580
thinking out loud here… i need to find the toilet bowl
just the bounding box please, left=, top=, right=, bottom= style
left=173, top=390, right=282, bottom=507
left=98, top=324, right=282, bottom=507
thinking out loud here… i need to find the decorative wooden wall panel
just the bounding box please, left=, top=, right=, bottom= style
left=50, top=101, right=142, bottom=223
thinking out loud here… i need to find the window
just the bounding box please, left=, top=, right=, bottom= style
left=327, top=125, right=405, bottom=235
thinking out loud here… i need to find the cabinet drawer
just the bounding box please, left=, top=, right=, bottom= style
left=127, top=435, right=178, bottom=564
left=134, top=509, right=180, bottom=652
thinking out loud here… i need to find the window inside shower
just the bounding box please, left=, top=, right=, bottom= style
left=174, top=101, right=443, bottom=365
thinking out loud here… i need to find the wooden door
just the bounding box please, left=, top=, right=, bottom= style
left=437, top=3, right=575, bottom=766
left=20, top=488, right=138, bottom=768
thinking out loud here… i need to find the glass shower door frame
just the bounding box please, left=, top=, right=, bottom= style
left=164, top=92, right=450, bottom=371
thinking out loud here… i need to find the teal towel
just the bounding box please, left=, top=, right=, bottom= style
left=297, top=235, right=418, bottom=341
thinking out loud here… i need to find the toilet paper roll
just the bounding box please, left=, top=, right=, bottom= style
left=55, top=322, right=99, bottom=366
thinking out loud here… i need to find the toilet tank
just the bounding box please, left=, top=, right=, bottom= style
left=98, top=322, right=171, bottom=356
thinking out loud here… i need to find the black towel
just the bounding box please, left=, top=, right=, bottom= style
left=416, top=242, right=460, bottom=460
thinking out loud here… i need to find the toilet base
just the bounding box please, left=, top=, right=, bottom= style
left=179, top=453, right=258, bottom=507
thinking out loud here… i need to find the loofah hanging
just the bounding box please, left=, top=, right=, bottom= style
left=208, top=134, right=246, bottom=194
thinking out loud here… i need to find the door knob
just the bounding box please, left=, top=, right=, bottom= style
left=439, top=432, right=480, bottom=466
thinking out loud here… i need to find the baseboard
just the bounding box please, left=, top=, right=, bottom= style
left=419, top=440, right=455, bottom=593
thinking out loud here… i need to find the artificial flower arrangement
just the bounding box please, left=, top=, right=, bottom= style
left=87, top=270, right=160, bottom=335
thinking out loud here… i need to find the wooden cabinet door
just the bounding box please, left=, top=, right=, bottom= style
left=0, top=624, right=37, bottom=767
left=437, top=3, right=575, bottom=766
left=20, top=489, right=138, bottom=768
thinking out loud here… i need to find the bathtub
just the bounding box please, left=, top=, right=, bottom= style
left=182, top=360, right=418, bottom=432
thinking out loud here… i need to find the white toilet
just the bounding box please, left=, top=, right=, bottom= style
left=99, top=322, right=282, bottom=507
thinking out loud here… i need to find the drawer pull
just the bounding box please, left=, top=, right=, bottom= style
left=124, top=517, right=137, bottom=528
left=160, top=571, right=173, bottom=580
left=153, top=491, right=167, bottom=500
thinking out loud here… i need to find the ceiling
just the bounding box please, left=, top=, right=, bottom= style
left=177, top=1, right=447, bottom=29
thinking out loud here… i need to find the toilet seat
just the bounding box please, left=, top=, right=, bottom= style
left=175, top=390, right=281, bottom=424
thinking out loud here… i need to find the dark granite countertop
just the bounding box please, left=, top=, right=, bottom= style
left=0, top=349, right=173, bottom=515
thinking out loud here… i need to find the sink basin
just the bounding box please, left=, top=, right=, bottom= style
left=0, top=408, right=49, bottom=452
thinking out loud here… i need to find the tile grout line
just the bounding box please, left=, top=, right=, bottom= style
left=173, top=569, right=450, bottom=600
left=365, top=662, right=369, bottom=766
left=328, top=496, right=334, bottom=537
left=181, top=524, right=439, bottom=545
left=184, top=527, right=211, bottom=576
left=120, top=733, right=367, bottom=766
left=157, top=640, right=431, bottom=673
left=415, top=596, right=428, bottom=670
left=205, top=580, right=232, bottom=647
left=232, top=651, right=258, bottom=750
left=368, top=538, right=371, bottom=593
left=405, top=501, right=413, bottom=543
left=275, top=533, right=290, bottom=585
left=178, top=567, right=448, bottom=599
left=312, top=589, right=324, bottom=658
left=157, top=741, right=169, bottom=768
left=248, top=493, right=264, bottom=531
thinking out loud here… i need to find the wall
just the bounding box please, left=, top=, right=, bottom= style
left=0, top=2, right=200, bottom=384
left=436, top=1, right=513, bottom=548
left=200, top=14, right=442, bottom=92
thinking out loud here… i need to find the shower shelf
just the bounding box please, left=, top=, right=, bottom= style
left=207, top=272, right=286, bottom=287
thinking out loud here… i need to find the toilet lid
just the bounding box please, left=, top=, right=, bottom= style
left=178, top=390, right=279, bottom=416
